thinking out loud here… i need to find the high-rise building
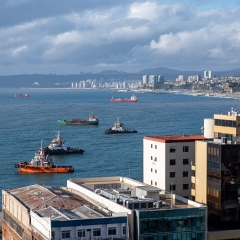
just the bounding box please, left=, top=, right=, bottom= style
left=204, top=70, right=212, bottom=79
left=157, top=75, right=164, bottom=83
left=193, top=108, right=240, bottom=230
left=143, top=135, right=206, bottom=199
left=142, top=75, right=148, bottom=84
left=149, top=75, right=157, bottom=86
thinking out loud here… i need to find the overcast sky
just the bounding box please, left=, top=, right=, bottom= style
left=1, top=0, right=240, bottom=75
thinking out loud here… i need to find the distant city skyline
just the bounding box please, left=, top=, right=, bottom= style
left=0, top=0, right=240, bottom=75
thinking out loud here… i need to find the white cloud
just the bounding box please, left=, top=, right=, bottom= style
left=0, top=0, right=240, bottom=73
left=13, top=45, right=27, bottom=55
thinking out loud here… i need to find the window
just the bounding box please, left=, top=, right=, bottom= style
left=183, top=146, right=189, bottom=152
left=151, top=156, right=153, bottom=160
left=170, top=172, right=175, bottom=178
left=62, top=230, right=70, bottom=239
left=170, top=146, right=176, bottom=152
left=155, top=182, right=157, bottom=186
left=183, top=184, right=189, bottom=190
left=51, top=231, right=55, bottom=239
left=151, top=144, right=153, bottom=148
left=183, top=171, right=188, bottom=177
left=108, top=227, right=116, bottom=235
left=170, top=184, right=176, bottom=191
left=93, top=228, right=101, bottom=237
left=78, top=230, right=85, bottom=238
left=155, top=145, right=157, bottom=149
left=192, top=170, right=195, bottom=177
left=192, top=183, right=195, bottom=189
left=155, top=169, right=157, bottom=173
left=170, top=159, right=176, bottom=165
left=151, top=180, right=153, bottom=185
left=151, top=168, right=153, bottom=172
left=183, top=159, right=189, bottom=165
left=123, top=226, right=126, bottom=235
left=154, top=157, right=157, bottom=161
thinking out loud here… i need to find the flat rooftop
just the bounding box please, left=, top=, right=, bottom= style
left=144, top=134, right=206, bottom=143
left=68, top=177, right=202, bottom=210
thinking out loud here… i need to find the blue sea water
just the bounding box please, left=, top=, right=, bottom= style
left=0, top=88, right=239, bottom=204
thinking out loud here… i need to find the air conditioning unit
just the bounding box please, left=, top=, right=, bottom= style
left=221, top=137, right=227, bottom=144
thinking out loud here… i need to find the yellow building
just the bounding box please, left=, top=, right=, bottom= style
left=193, top=108, right=240, bottom=234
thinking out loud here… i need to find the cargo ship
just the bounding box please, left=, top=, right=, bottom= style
left=58, top=114, right=98, bottom=126
left=14, top=142, right=74, bottom=173
left=105, top=118, right=137, bottom=134
left=14, top=93, right=29, bottom=98
left=42, top=131, right=84, bottom=155
left=110, top=94, right=138, bottom=102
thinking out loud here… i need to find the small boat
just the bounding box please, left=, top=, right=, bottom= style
left=110, top=94, right=138, bottom=102
left=14, top=141, right=74, bottom=173
left=42, top=131, right=84, bottom=155
left=14, top=93, right=29, bottom=98
left=105, top=118, right=137, bottom=134
left=58, top=114, right=98, bottom=126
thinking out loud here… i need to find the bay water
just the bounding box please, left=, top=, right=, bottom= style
left=0, top=88, right=238, bottom=204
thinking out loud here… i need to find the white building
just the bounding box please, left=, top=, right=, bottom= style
left=142, top=75, right=148, bottom=84
left=143, top=134, right=206, bottom=199
left=176, top=75, right=184, bottom=82
left=204, top=70, right=212, bottom=79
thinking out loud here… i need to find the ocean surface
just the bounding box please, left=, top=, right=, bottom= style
left=0, top=88, right=239, bottom=204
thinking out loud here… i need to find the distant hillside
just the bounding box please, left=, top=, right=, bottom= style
left=1, top=67, right=240, bottom=88
left=138, top=67, right=182, bottom=74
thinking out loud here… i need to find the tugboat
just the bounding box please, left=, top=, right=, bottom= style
left=42, top=131, right=84, bottom=155
left=105, top=118, right=137, bottom=134
left=58, top=114, right=98, bottom=126
left=14, top=141, right=74, bottom=173
left=110, top=94, right=138, bottom=102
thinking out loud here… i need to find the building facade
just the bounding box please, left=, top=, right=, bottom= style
left=67, top=176, right=207, bottom=240
left=143, top=135, right=206, bottom=200
left=193, top=108, right=240, bottom=231
left=2, top=184, right=128, bottom=240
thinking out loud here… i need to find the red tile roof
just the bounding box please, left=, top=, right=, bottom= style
left=144, top=134, right=206, bottom=143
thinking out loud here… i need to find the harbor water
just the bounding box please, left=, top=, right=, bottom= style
left=0, top=88, right=239, bottom=204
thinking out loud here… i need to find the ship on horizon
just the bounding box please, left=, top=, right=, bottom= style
left=14, top=93, right=29, bottom=98
left=110, top=94, right=138, bottom=102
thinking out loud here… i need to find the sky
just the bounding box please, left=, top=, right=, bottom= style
left=0, top=0, right=240, bottom=75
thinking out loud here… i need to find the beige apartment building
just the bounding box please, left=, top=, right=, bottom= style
left=192, top=108, right=240, bottom=237
left=143, top=134, right=206, bottom=199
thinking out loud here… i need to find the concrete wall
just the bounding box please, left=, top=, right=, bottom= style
left=2, top=190, right=30, bottom=228
left=143, top=139, right=166, bottom=189
left=194, top=141, right=208, bottom=204
left=165, top=141, right=194, bottom=198
left=2, top=190, right=32, bottom=240
left=208, top=229, right=240, bottom=239
left=30, top=211, right=51, bottom=239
